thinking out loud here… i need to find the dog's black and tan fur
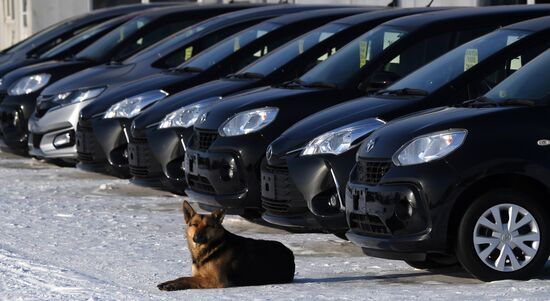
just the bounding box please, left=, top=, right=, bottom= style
left=157, top=201, right=295, bottom=290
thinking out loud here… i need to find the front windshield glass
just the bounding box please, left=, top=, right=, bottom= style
left=388, top=29, right=531, bottom=94
left=238, top=23, right=347, bottom=77
left=76, top=16, right=150, bottom=62
left=40, top=20, right=115, bottom=59
left=299, top=25, right=408, bottom=88
left=124, top=23, right=207, bottom=64
left=485, top=50, right=550, bottom=103
left=178, top=22, right=279, bottom=71
left=3, top=18, right=73, bottom=53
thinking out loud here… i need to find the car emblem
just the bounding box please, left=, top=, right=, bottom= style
left=198, top=112, right=208, bottom=124
left=266, top=145, right=273, bottom=160
left=365, top=139, right=376, bottom=153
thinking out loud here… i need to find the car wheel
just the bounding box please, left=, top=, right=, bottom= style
left=455, top=189, right=549, bottom=281
left=405, top=254, right=458, bottom=270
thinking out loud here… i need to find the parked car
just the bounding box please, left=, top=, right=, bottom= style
left=263, top=16, right=550, bottom=235
left=27, top=4, right=290, bottom=162
left=183, top=5, right=550, bottom=222
left=346, top=49, right=550, bottom=281
left=128, top=8, right=433, bottom=194
left=75, top=7, right=359, bottom=178
left=0, top=3, right=167, bottom=66
left=0, top=5, right=234, bottom=155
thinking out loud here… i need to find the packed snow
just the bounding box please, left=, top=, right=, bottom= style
left=0, top=151, right=549, bottom=300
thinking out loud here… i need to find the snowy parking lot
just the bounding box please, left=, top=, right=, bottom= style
left=0, top=150, right=549, bottom=300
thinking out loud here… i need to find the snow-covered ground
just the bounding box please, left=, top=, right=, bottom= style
left=0, top=151, right=549, bottom=300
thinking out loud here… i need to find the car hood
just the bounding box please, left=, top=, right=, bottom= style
left=195, top=86, right=350, bottom=131
left=0, top=58, right=42, bottom=79
left=80, top=71, right=193, bottom=118
left=0, top=52, right=13, bottom=65
left=134, top=78, right=255, bottom=129
left=359, top=106, right=520, bottom=158
left=2, top=59, right=91, bottom=90
left=42, top=63, right=136, bottom=95
left=271, top=95, right=425, bottom=154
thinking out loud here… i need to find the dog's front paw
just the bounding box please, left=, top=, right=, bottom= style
left=158, top=281, right=179, bottom=291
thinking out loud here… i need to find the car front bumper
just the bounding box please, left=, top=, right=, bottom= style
left=0, top=93, right=37, bottom=154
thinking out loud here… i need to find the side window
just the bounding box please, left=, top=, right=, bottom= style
left=462, top=43, right=548, bottom=101
left=154, top=20, right=261, bottom=69
left=379, top=32, right=453, bottom=79
left=115, top=20, right=194, bottom=61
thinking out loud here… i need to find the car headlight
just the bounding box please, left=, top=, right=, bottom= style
left=219, top=107, right=278, bottom=137
left=104, top=90, right=168, bottom=119
left=8, top=73, right=51, bottom=95
left=158, top=97, right=221, bottom=129
left=46, top=87, right=106, bottom=108
left=301, top=118, right=386, bottom=156
left=0, top=78, right=3, bottom=88
left=393, top=129, right=467, bottom=166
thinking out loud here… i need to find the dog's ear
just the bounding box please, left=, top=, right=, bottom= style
left=212, top=209, right=225, bottom=224
left=182, top=201, right=196, bottom=224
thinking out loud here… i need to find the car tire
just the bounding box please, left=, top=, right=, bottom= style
left=405, top=254, right=458, bottom=270
left=455, top=189, right=550, bottom=281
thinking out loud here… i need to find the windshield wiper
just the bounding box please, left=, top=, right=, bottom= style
left=459, top=97, right=536, bottom=108
left=175, top=66, right=203, bottom=73
left=302, top=81, right=337, bottom=89
left=377, top=88, right=428, bottom=97
left=75, top=56, right=97, bottom=63
left=227, top=72, right=264, bottom=80
left=495, top=98, right=536, bottom=107
left=277, top=78, right=306, bottom=88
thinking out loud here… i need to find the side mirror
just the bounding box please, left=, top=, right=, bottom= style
left=359, top=71, right=401, bottom=94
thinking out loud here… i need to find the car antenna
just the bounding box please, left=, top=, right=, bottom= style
left=426, top=0, right=435, bottom=7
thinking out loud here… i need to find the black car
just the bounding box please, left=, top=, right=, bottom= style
left=128, top=8, right=432, bottom=194
left=0, top=5, right=236, bottom=154
left=76, top=7, right=359, bottom=178
left=0, top=3, right=166, bottom=67
left=184, top=5, right=550, bottom=221
left=263, top=16, right=550, bottom=235
left=345, top=49, right=550, bottom=281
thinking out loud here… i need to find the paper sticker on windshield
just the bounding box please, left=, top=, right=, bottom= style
left=184, top=46, right=193, bottom=61
left=383, top=32, right=401, bottom=50
left=506, top=35, right=521, bottom=46
left=359, top=41, right=368, bottom=68
left=319, top=32, right=333, bottom=42
left=233, top=37, right=240, bottom=52
left=298, top=39, right=304, bottom=54
left=510, top=56, right=522, bottom=70
left=464, top=48, right=478, bottom=71
left=256, top=30, right=268, bottom=38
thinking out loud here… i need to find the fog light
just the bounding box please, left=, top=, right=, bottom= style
left=53, top=131, right=75, bottom=148
left=395, top=198, right=415, bottom=221
left=328, top=194, right=340, bottom=209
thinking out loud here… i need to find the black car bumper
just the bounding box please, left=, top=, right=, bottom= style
left=127, top=127, right=164, bottom=189
left=0, top=93, right=38, bottom=154
left=345, top=159, right=459, bottom=259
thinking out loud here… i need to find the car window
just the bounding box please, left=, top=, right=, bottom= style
left=388, top=29, right=532, bottom=94
left=298, top=25, right=409, bottom=88
left=239, top=23, right=347, bottom=77
left=177, top=22, right=280, bottom=71
left=76, top=16, right=151, bottom=62
left=154, top=20, right=261, bottom=69
left=485, top=50, right=550, bottom=103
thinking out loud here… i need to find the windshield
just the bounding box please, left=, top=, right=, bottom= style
left=388, top=29, right=531, bottom=94
left=124, top=23, right=207, bottom=64
left=238, top=23, right=346, bottom=77
left=40, top=20, right=116, bottom=59
left=76, top=16, right=150, bottom=62
left=299, top=25, right=408, bottom=88
left=2, top=17, right=73, bottom=53
left=485, top=50, right=550, bottom=103
left=178, top=22, right=279, bottom=71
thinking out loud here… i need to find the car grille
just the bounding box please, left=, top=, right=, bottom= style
left=192, top=130, right=217, bottom=151
left=349, top=212, right=390, bottom=236
left=128, top=137, right=151, bottom=178
left=355, top=159, right=392, bottom=185
left=261, top=164, right=306, bottom=214
left=76, top=123, right=98, bottom=163
left=187, top=174, right=215, bottom=194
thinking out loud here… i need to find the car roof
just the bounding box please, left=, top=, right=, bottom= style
left=384, top=5, right=550, bottom=31
left=62, top=3, right=176, bottom=26
left=123, top=3, right=260, bottom=19
left=266, top=6, right=376, bottom=25
left=503, top=15, right=550, bottom=32
left=333, top=7, right=445, bottom=26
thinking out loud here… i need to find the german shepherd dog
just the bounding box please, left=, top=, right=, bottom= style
left=157, top=201, right=295, bottom=291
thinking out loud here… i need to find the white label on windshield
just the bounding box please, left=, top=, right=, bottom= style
left=464, top=48, right=478, bottom=71
left=510, top=56, right=522, bottom=70
left=184, top=46, right=193, bottom=61
left=319, top=32, right=333, bottom=42
left=298, top=39, right=304, bottom=54
left=256, top=30, right=268, bottom=38
left=384, top=32, right=401, bottom=64
left=233, top=37, right=240, bottom=52
left=506, top=35, right=521, bottom=46
left=359, top=41, right=368, bottom=68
